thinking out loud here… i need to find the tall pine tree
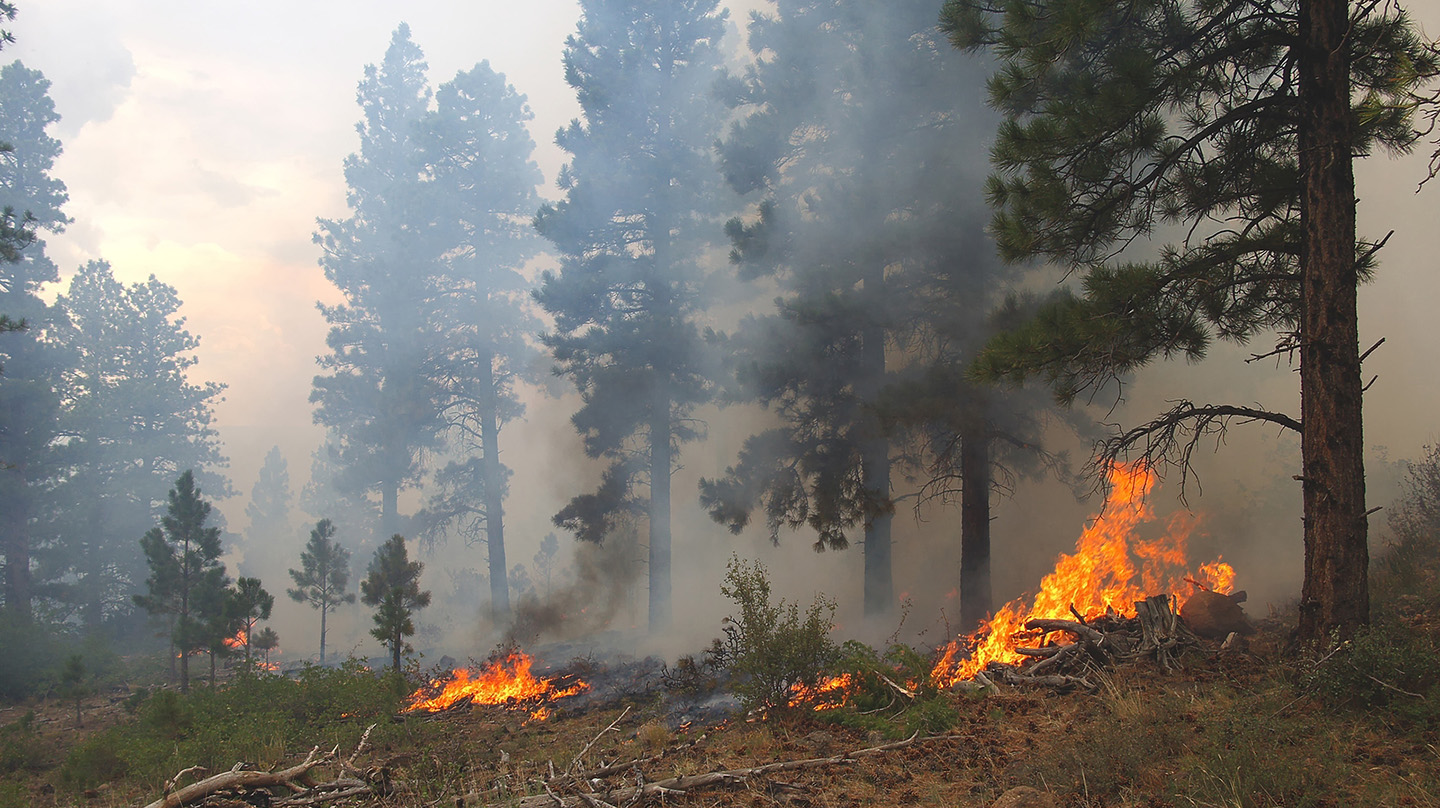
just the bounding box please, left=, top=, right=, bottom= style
left=244, top=446, right=293, bottom=551
left=703, top=0, right=1001, bottom=617
left=0, top=60, right=68, bottom=622
left=45, top=262, right=228, bottom=627
left=411, top=62, right=544, bottom=619
left=941, top=0, right=1439, bottom=641
left=312, top=24, right=445, bottom=542
left=534, top=0, right=734, bottom=631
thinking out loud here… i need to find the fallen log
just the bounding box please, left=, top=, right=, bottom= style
left=141, top=746, right=335, bottom=808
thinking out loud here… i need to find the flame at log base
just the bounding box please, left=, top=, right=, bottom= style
left=930, top=461, right=1236, bottom=687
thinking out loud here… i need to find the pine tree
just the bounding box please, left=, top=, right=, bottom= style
left=534, top=0, right=734, bottom=632
left=0, top=59, right=69, bottom=622
left=312, top=24, right=445, bottom=542
left=287, top=518, right=355, bottom=665
left=231, top=576, right=273, bottom=664
left=134, top=470, right=227, bottom=693
left=704, top=0, right=1001, bottom=617
left=410, top=61, right=544, bottom=619
left=45, top=261, right=228, bottom=627
left=941, top=0, right=1439, bottom=641
left=359, top=534, right=430, bottom=674
left=244, top=447, right=292, bottom=551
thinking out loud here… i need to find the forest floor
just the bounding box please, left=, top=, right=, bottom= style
left=2, top=612, right=1438, bottom=808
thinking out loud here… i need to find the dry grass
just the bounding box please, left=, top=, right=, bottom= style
left=1, top=621, right=1438, bottom=808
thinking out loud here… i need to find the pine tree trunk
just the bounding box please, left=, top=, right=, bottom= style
left=860, top=266, right=893, bottom=618
left=959, top=418, right=992, bottom=630
left=319, top=601, right=328, bottom=665
left=479, top=354, right=510, bottom=619
left=391, top=632, right=402, bottom=674
left=381, top=482, right=399, bottom=543
left=1, top=502, right=31, bottom=623
left=1297, top=0, right=1369, bottom=643
left=649, top=388, right=673, bottom=632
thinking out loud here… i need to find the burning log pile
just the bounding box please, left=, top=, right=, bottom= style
left=927, top=461, right=1249, bottom=697
left=971, top=594, right=1197, bottom=693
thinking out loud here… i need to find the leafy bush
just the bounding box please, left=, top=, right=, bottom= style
left=0, top=712, right=44, bottom=775
left=58, top=736, right=127, bottom=789
left=1298, top=620, right=1440, bottom=724
left=1373, top=443, right=1440, bottom=608
left=713, top=556, right=839, bottom=712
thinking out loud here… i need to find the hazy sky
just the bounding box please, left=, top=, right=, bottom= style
left=6, top=1, right=1440, bottom=649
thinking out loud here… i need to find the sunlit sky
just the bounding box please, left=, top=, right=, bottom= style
left=7, top=1, right=1440, bottom=625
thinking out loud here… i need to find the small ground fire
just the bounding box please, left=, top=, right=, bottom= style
left=404, top=649, right=590, bottom=718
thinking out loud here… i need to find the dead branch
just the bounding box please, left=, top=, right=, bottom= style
left=462, top=732, right=934, bottom=808
left=142, top=746, right=336, bottom=808
left=272, top=778, right=371, bottom=806
left=567, top=705, right=631, bottom=776
left=1095, top=400, right=1301, bottom=504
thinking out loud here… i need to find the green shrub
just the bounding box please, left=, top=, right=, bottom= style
left=1298, top=620, right=1440, bottom=724
left=141, top=689, right=191, bottom=739
left=713, top=555, right=839, bottom=712
left=58, top=736, right=127, bottom=789
left=0, top=712, right=44, bottom=775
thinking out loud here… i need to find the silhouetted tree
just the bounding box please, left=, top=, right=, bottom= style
left=312, top=24, right=445, bottom=542
left=46, top=262, right=228, bottom=627
left=360, top=534, right=430, bottom=674
left=57, top=653, right=87, bottom=728
left=244, top=447, right=292, bottom=551
left=252, top=626, right=280, bottom=666
left=534, top=0, right=734, bottom=631
left=231, top=576, right=273, bottom=664
left=411, top=61, right=544, bottom=620
left=134, top=470, right=227, bottom=693
left=704, top=0, right=999, bottom=617
left=533, top=532, right=559, bottom=599
left=0, top=59, right=69, bottom=622
left=942, top=0, right=1439, bottom=641
left=287, top=518, right=355, bottom=665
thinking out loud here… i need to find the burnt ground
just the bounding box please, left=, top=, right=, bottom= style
left=2, top=619, right=1438, bottom=808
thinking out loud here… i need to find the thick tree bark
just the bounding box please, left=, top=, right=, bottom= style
left=1, top=500, right=31, bottom=623
left=1297, top=0, right=1369, bottom=642
left=860, top=266, right=893, bottom=617
left=959, top=418, right=992, bottom=630
left=478, top=354, right=510, bottom=619
left=319, top=601, right=328, bottom=665
left=649, top=389, right=673, bottom=632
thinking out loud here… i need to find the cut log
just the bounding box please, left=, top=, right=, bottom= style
left=1181, top=589, right=1253, bottom=639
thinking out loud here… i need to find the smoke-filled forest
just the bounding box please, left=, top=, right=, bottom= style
left=3, top=1, right=1440, bottom=806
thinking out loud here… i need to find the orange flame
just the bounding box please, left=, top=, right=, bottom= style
left=788, top=674, right=854, bottom=711
left=403, top=650, right=589, bottom=715
left=931, top=461, right=1235, bottom=686
left=223, top=627, right=248, bottom=650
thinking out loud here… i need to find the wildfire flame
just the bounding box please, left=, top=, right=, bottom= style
left=403, top=650, right=589, bottom=717
left=931, top=461, right=1235, bottom=687
left=221, top=627, right=282, bottom=671
left=788, top=674, right=854, bottom=711
left=222, top=627, right=247, bottom=650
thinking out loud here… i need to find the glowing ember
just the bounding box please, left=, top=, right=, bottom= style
left=404, top=650, right=589, bottom=715
left=931, top=461, right=1236, bottom=687
left=788, top=674, right=854, bottom=711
